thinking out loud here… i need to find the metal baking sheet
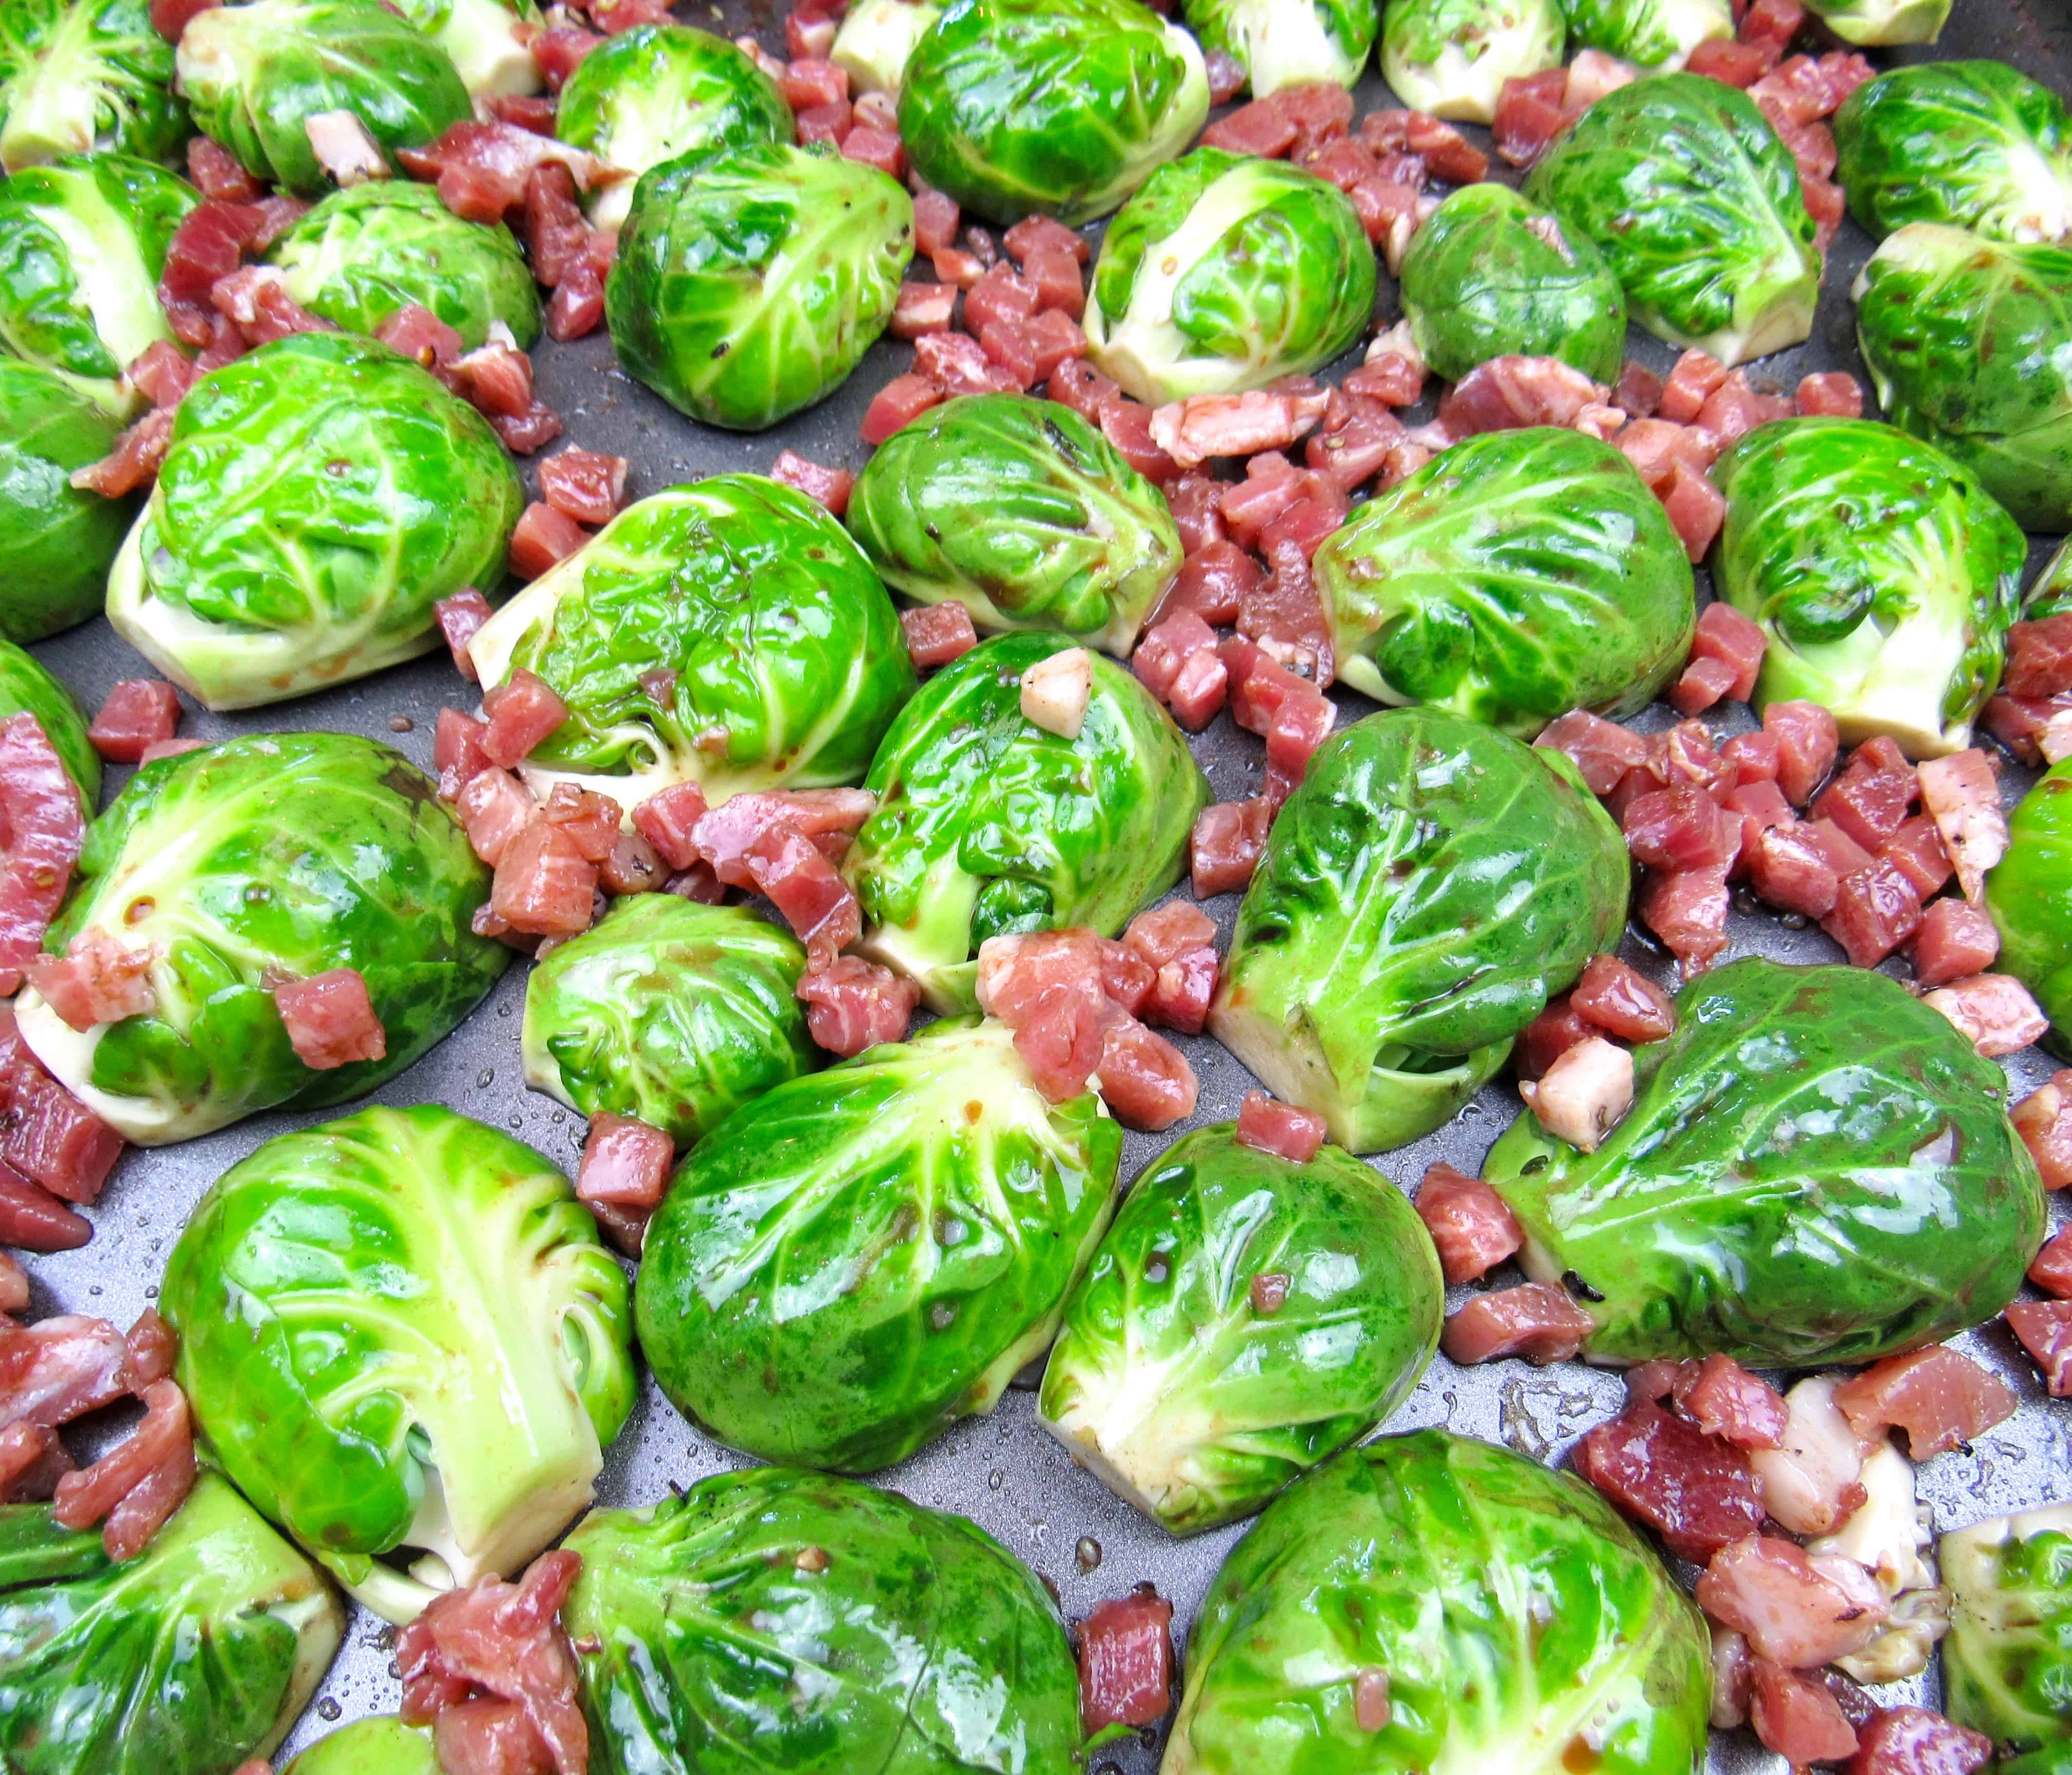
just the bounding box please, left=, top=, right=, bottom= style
left=23, top=4, right=2072, bottom=1767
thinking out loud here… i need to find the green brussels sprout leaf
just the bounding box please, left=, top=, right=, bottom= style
left=1988, top=757, right=2072, bottom=1056
left=0, top=357, right=134, bottom=643
left=1184, top=0, right=1377, bottom=98
left=1942, top=1504, right=2072, bottom=1765
left=390, top=0, right=541, bottom=98
left=829, top=0, right=941, bottom=96
left=0, top=638, right=98, bottom=806
left=1802, top=0, right=1947, bottom=43
left=1380, top=0, right=1562, bottom=123
left=0, top=0, right=187, bottom=172
left=1563, top=0, right=1730, bottom=67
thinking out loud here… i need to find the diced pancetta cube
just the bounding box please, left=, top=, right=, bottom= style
left=1534, top=709, right=1651, bottom=797
left=1149, top=386, right=1330, bottom=469
left=274, top=968, right=386, bottom=1070
left=1749, top=1661, right=1858, bottom=1769
left=508, top=501, right=588, bottom=579
left=51, top=1377, right=195, bottom=1560
left=1846, top=1707, right=1991, bottom=1775
left=457, top=767, right=536, bottom=867
left=1079, top=1589, right=1173, bottom=1732
left=480, top=669, right=569, bottom=768
left=1695, top=1536, right=1889, bottom=1668
left=1820, top=859, right=1921, bottom=968
left=1921, top=972, right=2049, bottom=1056
left=1019, top=647, right=1092, bottom=739
left=860, top=373, right=944, bottom=444
left=1516, top=994, right=1593, bottom=1081
left=1521, top=1035, right=1633, bottom=1153
left=1414, top=1162, right=1522, bottom=1285
left=1190, top=798, right=1272, bottom=897
left=1916, top=749, right=2005, bottom=905
left=1571, top=1399, right=1764, bottom=1561
left=1832, top=1345, right=2017, bottom=1460
left=1674, top=1355, right=1789, bottom=1451
left=1911, top=896, right=1998, bottom=990
left=1640, top=865, right=1731, bottom=977
left=1569, top=954, right=1674, bottom=1043
left=1441, top=1282, right=1594, bottom=1365
left=2005, top=614, right=2072, bottom=700
left=435, top=591, right=492, bottom=683
left=900, top=602, right=979, bottom=671
left=1095, top=1016, right=1197, bottom=1130
left=1234, top=1089, right=1324, bottom=1162
left=2013, top=1070, right=2072, bottom=1189
left=796, top=955, right=917, bottom=1057
left=25, top=932, right=156, bottom=1032
left=490, top=822, right=598, bottom=937
left=2, top=1070, right=124, bottom=1205
left=537, top=449, right=628, bottom=526
left=2009, top=1299, right=2072, bottom=1396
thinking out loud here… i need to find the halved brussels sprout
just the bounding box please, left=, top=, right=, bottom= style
left=1835, top=62, right=2072, bottom=241
left=1398, top=183, right=1624, bottom=382
left=0, top=0, right=186, bottom=171
left=107, top=332, right=523, bottom=710
left=555, top=24, right=792, bottom=231
left=563, top=1469, right=1082, bottom=1774
left=267, top=179, right=541, bottom=350
left=846, top=631, right=1209, bottom=1012
left=1379, top=0, right=1562, bottom=123
left=0, top=639, right=98, bottom=806
left=1713, top=418, right=2025, bottom=757
left=0, top=1474, right=344, bottom=1774
left=637, top=1016, right=1121, bottom=1472
left=162, top=1104, right=636, bottom=1623
left=1989, top=757, right=2072, bottom=1055
left=1166, top=1430, right=1712, bottom=1775
left=1186, top=0, right=1376, bottom=98
left=1525, top=70, right=1819, bottom=365
left=1314, top=427, right=1694, bottom=733
left=1487, top=957, right=2046, bottom=1367
left=1040, top=1123, right=1442, bottom=1536
left=467, top=475, right=915, bottom=809
left=830, top=0, right=940, bottom=96
left=1943, top=1503, right=2072, bottom=1765
left=1803, top=0, right=1945, bottom=44
left=390, top=0, right=539, bottom=97
left=285, top=1719, right=438, bottom=1775
left=176, top=0, right=472, bottom=195
left=16, top=732, right=507, bottom=1144
left=0, top=149, right=194, bottom=409
left=0, top=356, right=132, bottom=641
left=1083, top=146, right=1375, bottom=405
left=845, top=392, right=1183, bottom=656
left=898, top=0, right=1209, bottom=226
left=1563, top=0, right=1729, bottom=67
left=522, top=894, right=819, bottom=1148
left=1209, top=708, right=1629, bottom=1154
left=1856, top=222, right=2072, bottom=532
left=607, top=140, right=911, bottom=431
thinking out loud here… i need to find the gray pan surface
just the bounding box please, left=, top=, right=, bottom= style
left=21, top=3, right=2072, bottom=1767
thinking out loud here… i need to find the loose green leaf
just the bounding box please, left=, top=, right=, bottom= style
left=0, top=356, right=132, bottom=643
left=1379, top=0, right=1562, bottom=122
left=1989, top=759, right=2072, bottom=1057
left=0, top=0, right=187, bottom=171
left=1184, top=0, right=1376, bottom=98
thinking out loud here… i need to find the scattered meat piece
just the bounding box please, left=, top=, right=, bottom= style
left=889, top=280, right=955, bottom=340
left=52, top=1378, right=195, bottom=1561
left=433, top=592, right=493, bottom=685
left=537, top=450, right=627, bottom=528
left=1923, top=973, right=2049, bottom=1056
left=1687, top=602, right=1766, bottom=703
left=1693, top=372, right=1791, bottom=454
left=1234, top=1090, right=1324, bottom=1163
left=1095, top=1017, right=1197, bottom=1130
left=1641, top=864, right=1732, bottom=977
left=1190, top=798, right=1273, bottom=897
left=1047, top=357, right=1116, bottom=423
left=2, top=1070, right=125, bottom=1204
left=1201, top=97, right=1299, bottom=158
left=451, top=340, right=534, bottom=420
left=24, top=929, right=155, bottom=1033
left=158, top=200, right=264, bottom=313
left=1833, top=1346, right=2017, bottom=1460
left=1660, top=351, right=1731, bottom=425
left=1151, top=386, right=1330, bottom=469
left=739, top=824, right=862, bottom=966
left=491, top=822, right=597, bottom=938
left=1492, top=67, right=1570, bottom=167
left=1697, top=1536, right=1888, bottom=1668
left=399, top=121, right=620, bottom=221
left=1764, top=701, right=1840, bottom=805
left=911, top=187, right=960, bottom=258
left=2014, top=1070, right=2072, bottom=1189
left=1414, top=1162, right=1522, bottom=1285
left=1442, top=1283, right=1595, bottom=1365
left=1795, top=371, right=1864, bottom=418
left=186, top=135, right=261, bottom=201
left=1570, top=955, right=1675, bottom=1043
left=377, top=304, right=464, bottom=371
left=1352, top=322, right=1426, bottom=408
left=1002, top=215, right=1085, bottom=268
left=1438, top=356, right=1606, bottom=439
left=2006, top=614, right=2072, bottom=701
left=785, top=6, right=836, bottom=58
left=598, top=827, right=666, bottom=895
left=1674, top=1356, right=1789, bottom=1451
left=796, top=956, right=917, bottom=1058
left=1517, top=994, right=1593, bottom=1081
left=1751, top=1661, right=1860, bottom=1768
left=1911, top=898, right=1998, bottom=991
left=1003, top=971, right=1109, bottom=1102
left=480, top=670, right=569, bottom=769
left=1847, top=1707, right=1992, bottom=1775
left=1164, top=650, right=1229, bottom=731
left=1535, top=710, right=1652, bottom=798
left=1624, top=785, right=1737, bottom=875
left=490, top=93, right=557, bottom=134
left=509, top=501, right=588, bottom=580
left=860, top=372, right=943, bottom=444
left=0, top=1313, right=128, bottom=1428
left=457, top=767, right=535, bottom=867
left=124, top=1309, right=177, bottom=1389
left=1916, top=750, right=2005, bottom=905
left=913, top=332, right=1004, bottom=398
left=781, top=55, right=848, bottom=111
left=2008, top=1299, right=2072, bottom=1396
left=1572, top=1399, right=1765, bottom=1561
left=1659, top=460, right=1728, bottom=562
left=1121, top=902, right=1211, bottom=970
left=964, top=263, right=1039, bottom=337
left=1750, top=1376, right=1870, bottom=1536
left=1522, top=1035, right=1633, bottom=1153
left=0, top=1254, right=24, bottom=1316
left=1097, top=396, right=1181, bottom=484
left=898, top=602, right=978, bottom=672
left=125, top=341, right=197, bottom=410
left=2030, top=1228, right=2072, bottom=1298
left=1305, top=389, right=1409, bottom=493
left=1820, top=859, right=1923, bottom=969
left=1801, top=816, right=1874, bottom=880
left=273, top=968, right=387, bottom=1070
left=1881, top=814, right=1955, bottom=899
left=305, top=109, right=388, bottom=184
left=207, top=266, right=333, bottom=346
left=574, top=1111, right=670, bottom=1253
left=1020, top=647, right=1092, bottom=740
left=1080, top=1588, right=1173, bottom=1733
left=1612, top=361, right=1664, bottom=419
left=0, top=1166, right=91, bottom=1252
left=82, top=680, right=180, bottom=767
left=689, top=790, right=875, bottom=887
left=1671, top=654, right=1739, bottom=717
left=0, top=1422, right=73, bottom=1503
left=69, top=408, right=175, bottom=498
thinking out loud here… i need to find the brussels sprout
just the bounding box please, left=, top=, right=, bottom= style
left=390, top=0, right=539, bottom=98
left=1187, top=0, right=1375, bottom=98
left=1165, top=1430, right=1712, bottom=1775
left=1083, top=147, right=1375, bottom=405
left=555, top=25, right=792, bottom=232
left=846, top=631, right=1209, bottom=1012
left=15, top=732, right=507, bottom=1144
left=1487, top=956, right=2045, bottom=1367
left=0, top=0, right=185, bottom=169
left=285, top=1719, right=439, bottom=1775
left=0, top=149, right=194, bottom=409
left=106, top=332, right=523, bottom=710
left=0, top=639, right=97, bottom=806
left=1563, top=0, right=1729, bottom=67
left=1525, top=71, right=1819, bottom=365
left=607, top=141, right=910, bottom=431
left=1379, top=0, right=1562, bottom=124
left=1210, top=709, right=1627, bottom=1154
left=467, top=476, right=915, bottom=808
left=176, top=0, right=472, bottom=195
left=267, top=179, right=540, bottom=350
left=1835, top=62, right=2072, bottom=241
left=637, top=1016, right=1121, bottom=1472
left=1856, top=223, right=2072, bottom=532
left=1802, top=0, right=1945, bottom=45
left=522, top=895, right=819, bottom=1148
left=1397, top=183, right=1624, bottom=382
left=1942, top=1503, right=2072, bottom=1767
left=0, top=356, right=132, bottom=643
left=1039, top=1123, right=1441, bottom=1536
left=1989, top=758, right=2072, bottom=1056
left=163, top=1104, right=636, bottom=1623
left=829, top=0, right=940, bottom=96
left=565, top=1469, right=1079, bottom=1775
left=0, top=1473, right=344, bottom=1775
left=1313, top=428, right=1694, bottom=733
left=845, top=392, right=1183, bottom=656
left=898, top=0, right=1209, bottom=226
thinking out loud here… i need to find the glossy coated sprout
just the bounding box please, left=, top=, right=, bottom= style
left=1526, top=71, right=1819, bottom=366
left=0, top=638, right=97, bottom=805
left=1183, top=0, right=1377, bottom=98
left=846, top=630, right=1209, bottom=1012
left=1803, top=0, right=1948, bottom=43
left=0, top=356, right=132, bottom=642
left=1209, top=707, right=1629, bottom=1153
left=1988, top=757, right=2072, bottom=1055
left=0, top=0, right=187, bottom=171
left=15, top=732, right=508, bottom=1145
left=162, top=1105, right=635, bottom=1624
left=467, top=475, right=915, bottom=807
left=1084, top=146, right=1375, bottom=404
left=284, top=1719, right=438, bottom=1775
left=1563, top=0, right=1730, bottom=67
left=635, top=1017, right=1122, bottom=1472
left=845, top=391, right=1184, bottom=656
left=1713, top=417, right=2025, bottom=756
left=1942, top=1504, right=2072, bottom=1763
left=1380, top=0, right=1563, bottom=123
left=388, top=0, right=539, bottom=97
left=830, top=0, right=941, bottom=96
left=1314, top=427, right=1695, bottom=733
left=106, top=332, right=523, bottom=710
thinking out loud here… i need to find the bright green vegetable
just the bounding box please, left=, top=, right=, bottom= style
left=267, top=179, right=541, bottom=349
left=1855, top=222, right=2072, bottom=531
left=0, top=1474, right=344, bottom=1775
left=1803, top=0, right=1946, bottom=42
left=522, top=894, right=819, bottom=1148
left=845, top=392, right=1183, bottom=656
left=846, top=631, right=1209, bottom=1012
left=0, top=0, right=186, bottom=171
left=1040, top=1123, right=1441, bottom=1536
left=1942, top=1503, right=2072, bottom=1769
left=830, top=0, right=940, bottom=95
left=284, top=1718, right=438, bottom=1775
left=1398, top=183, right=1624, bottom=382
left=898, top=0, right=1209, bottom=226
left=0, top=356, right=132, bottom=643
left=162, top=1104, right=636, bottom=1623
left=106, top=332, right=523, bottom=710
left=564, top=1469, right=1081, bottom=1775
left=1989, top=759, right=2072, bottom=1057
left=1713, top=417, right=2025, bottom=757
left=1835, top=62, right=2072, bottom=240
left=1526, top=71, right=1819, bottom=365
left=1379, top=0, right=1562, bottom=123
left=636, top=1016, right=1121, bottom=1472
left=467, top=475, right=915, bottom=808
left=1209, top=708, right=1628, bottom=1155
left=1083, top=146, right=1375, bottom=405
left=555, top=25, right=791, bottom=230
left=176, top=0, right=472, bottom=195
left=390, top=0, right=539, bottom=97
left=1314, top=427, right=1694, bottom=734
left=1487, top=956, right=2046, bottom=1367
left=15, top=732, right=507, bottom=1145
left=1563, top=0, right=1729, bottom=66
left=0, top=638, right=98, bottom=806
left=1165, top=1430, right=1713, bottom=1775
left=1187, top=0, right=1376, bottom=97
left=607, top=140, right=911, bottom=431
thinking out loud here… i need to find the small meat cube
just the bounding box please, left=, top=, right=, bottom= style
left=2008, top=1299, right=2072, bottom=1396
left=1751, top=1662, right=1859, bottom=1769
left=2013, top=1070, right=2072, bottom=1189
left=1846, top=1707, right=1991, bottom=1775
left=88, top=680, right=182, bottom=764
left=1820, top=859, right=1922, bottom=968
left=490, top=822, right=598, bottom=937
left=1191, top=798, right=1272, bottom=897
left=1916, top=749, right=2006, bottom=905
left=1921, top=973, right=2049, bottom=1056
left=274, top=968, right=386, bottom=1069
left=435, top=590, right=492, bottom=683
left=1764, top=700, right=1839, bottom=805
left=537, top=449, right=628, bottom=526
left=1641, top=865, right=1732, bottom=978
left=1687, top=601, right=1766, bottom=701
left=1441, top=1282, right=1594, bottom=1366
left=1132, top=611, right=1218, bottom=702
left=576, top=1112, right=672, bottom=1256
left=1516, top=995, right=1594, bottom=1081
left=1095, top=1017, right=1197, bottom=1131
left=2005, top=613, right=2072, bottom=700
left=1794, top=372, right=1863, bottom=418
left=1414, top=1162, right=1522, bottom=1285
left=480, top=669, right=569, bottom=769
left=860, top=373, right=943, bottom=444
left=1234, top=1090, right=1324, bottom=1163
left=1079, top=1589, right=1173, bottom=1733
left=1695, top=1536, right=1889, bottom=1668
left=1673, top=1355, right=1789, bottom=1451
left=1535, top=709, right=1652, bottom=798
left=508, top=501, right=587, bottom=579
left=1569, top=955, right=1675, bottom=1043
left=1522, top=1035, right=1634, bottom=1153
left=2029, top=1227, right=2072, bottom=1298
left=796, top=955, right=917, bottom=1057
left=769, top=450, right=855, bottom=516
left=2, top=1070, right=125, bottom=1206
left=1911, top=897, right=1999, bottom=990
left=900, top=603, right=979, bottom=671
left=1571, top=1399, right=1765, bottom=1561
left=1832, top=1345, right=2017, bottom=1459
left=1020, top=647, right=1092, bottom=739
left=1623, top=785, right=1736, bottom=874
left=457, top=768, right=535, bottom=867
left=1880, top=815, right=1955, bottom=899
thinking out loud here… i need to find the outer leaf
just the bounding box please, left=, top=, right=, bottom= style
left=0, top=356, right=130, bottom=643
left=286, top=1718, right=439, bottom=1774
left=1989, top=756, right=2072, bottom=1056
left=1563, top=0, right=1729, bottom=68
left=0, top=637, right=98, bottom=805
left=1180, top=0, right=1376, bottom=97
left=1802, top=0, right=1947, bottom=43
left=830, top=0, right=941, bottom=96
left=388, top=0, right=539, bottom=99
left=0, top=0, right=188, bottom=171
left=1942, top=1505, right=2072, bottom=1763
left=1378, top=0, right=1562, bottom=123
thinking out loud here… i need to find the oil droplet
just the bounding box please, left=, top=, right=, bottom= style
left=477, top=1069, right=495, bottom=1088
left=987, top=1469, right=1004, bottom=1491
left=1077, top=1537, right=1101, bottom=1571
left=389, top=716, right=414, bottom=733
left=317, top=1697, right=343, bottom=1722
